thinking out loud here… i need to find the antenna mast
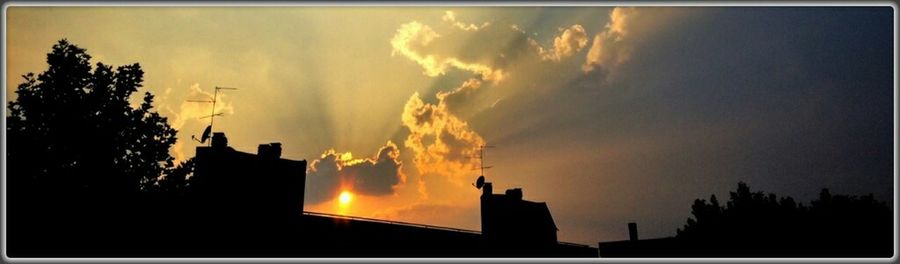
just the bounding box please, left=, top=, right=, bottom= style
left=208, top=86, right=237, bottom=139
left=472, top=145, right=495, bottom=177
left=187, top=86, right=238, bottom=146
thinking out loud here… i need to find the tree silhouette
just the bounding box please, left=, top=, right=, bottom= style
left=153, top=158, right=195, bottom=193
left=7, top=39, right=177, bottom=195
left=6, top=39, right=184, bottom=257
left=675, top=182, right=892, bottom=257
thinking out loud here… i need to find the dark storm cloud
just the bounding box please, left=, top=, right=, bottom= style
left=306, top=142, right=405, bottom=204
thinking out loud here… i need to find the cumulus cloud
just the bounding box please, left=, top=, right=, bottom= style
left=390, top=12, right=540, bottom=189
left=583, top=7, right=637, bottom=73
left=436, top=78, right=483, bottom=114
left=161, top=83, right=235, bottom=162
left=167, top=83, right=235, bottom=129
left=531, top=25, right=589, bottom=62
left=390, top=21, right=505, bottom=83
left=390, top=9, right=661, bottom=196
left=606, top=7, right=633, bottom=40
left=402, top=88, right=486, bottom=185
left=442, top=10, right=490, bottom=31
left=306, top=141, right=405, bottom=204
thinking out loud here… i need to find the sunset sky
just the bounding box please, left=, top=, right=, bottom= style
left=5, top=6, right=894, bottom=245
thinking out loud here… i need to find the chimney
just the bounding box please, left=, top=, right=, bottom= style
left=628, top=222, right=638, bottom=241
left=482, top=182, right=493, bottom=197
left=505, top=188, right=523, bottom=200
left=258, top=143, right=283, bottom=159
left=270, top=143, right=282, bottom=158
left=211, top=132, right=228, bottom=149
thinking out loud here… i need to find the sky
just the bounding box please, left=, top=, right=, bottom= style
left=5, top=6, right=895, bottom=245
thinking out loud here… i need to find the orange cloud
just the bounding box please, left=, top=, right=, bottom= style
left=583, top=7, right=637, bottom=73
left=306, top=141, right=405, bottom=204
left=391, top=12, right=510, bottom=189
left=607, top=7, right=633, bottom=40
left=436, top=78, right=483, bottom=115
left=581, top=7, right=694, bottom=75
left=390, top=21, right=505, bottom=83
left=442, top=10, right=490, bottom=31
left=401, top=84, right=486, bottom=186
left=531, top=25, right=589, bottom=62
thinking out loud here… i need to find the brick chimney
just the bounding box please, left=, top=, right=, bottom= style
left=628, top=222, right=638, bottom=241
left=257, top=143, right=282, bottom=159
left=505, top=188, right=523, bottom=200
left=482, top=182, right=493, bottom=197
left=211, top=132, right=228, bottom=149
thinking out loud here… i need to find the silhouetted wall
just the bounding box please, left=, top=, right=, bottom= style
left=8, top=132, right=597, bottom=257
left=190, top=133, right=306, bottom=241
left=296, top=213, right=596, bottom=257
left=598, top=237, right=682, bottom=258
left=480, top=182, right=559, bottom=249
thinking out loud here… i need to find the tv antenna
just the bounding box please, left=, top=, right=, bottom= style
left=187, top=86, right=238, bottom=146
left=469, top=145, right=495, bottom=189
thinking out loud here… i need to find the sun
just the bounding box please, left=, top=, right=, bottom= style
left=338, top=191, right=353, bottom=206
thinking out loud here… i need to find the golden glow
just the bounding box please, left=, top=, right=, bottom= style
left=390, top=21, right=505, bottom=83
left=6, top=7, right=676, bottom=246
left=338, top=191, right=353, bottom=206
left=339, top=152, right=354, bottom=161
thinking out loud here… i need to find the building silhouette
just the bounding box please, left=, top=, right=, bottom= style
left=9, top=132, right=891, bottom=258
left=480, top=183, right=559, bottom=250
left=178, top=134, right=597, bottom=257
left=596, top=223, right=682, bottom=257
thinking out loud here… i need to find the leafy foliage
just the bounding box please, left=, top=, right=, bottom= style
left=7, top=39, right=178, bottom=194
left=153, top=158, right=195, bottom=193
left=676, top=182, right=892, bottom=257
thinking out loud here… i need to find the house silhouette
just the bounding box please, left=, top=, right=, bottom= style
left=7, top=132, right=595, bottom=257
left=178, top=133, right=597, bottom=257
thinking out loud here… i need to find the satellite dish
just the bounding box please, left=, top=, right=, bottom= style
left=200, top=125, right=212, bottom=143
left=475, top=175, right=485, bottom=189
